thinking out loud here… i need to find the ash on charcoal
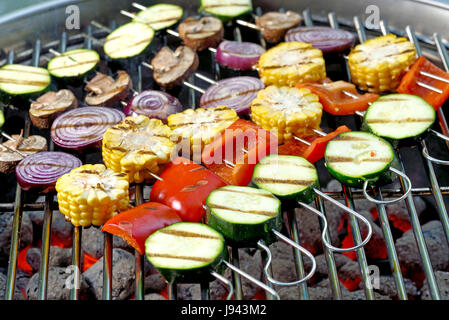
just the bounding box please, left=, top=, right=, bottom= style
left=26, top=246, right=73, bottom=273
left=83, top=248, right=135, bottom=300
left=396, top=220, right=449, bottom=285
left=26, top=266, right=90, bottom=300
left=421, top=271, right=449, bottom=300
left=0, top=211, right=33, bottom=267
left=144, top=272, right=167, bottom=293
left=26, top=210, right=73, bottom=247
left=177, top=283, right=201, bottom=300
left=82, top=227, right=133, bottom=260
left=0, top=271, right=25, bottom=300
left=145, top=293, right=166, bottom=300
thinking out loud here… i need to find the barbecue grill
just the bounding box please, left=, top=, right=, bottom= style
left=1, top=0, right=449, bottom=301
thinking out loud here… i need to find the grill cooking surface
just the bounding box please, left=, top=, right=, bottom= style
left=1, top=1, right=449, bottom=301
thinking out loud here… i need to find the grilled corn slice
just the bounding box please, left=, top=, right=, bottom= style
left=103, top=115, right=176, bottom=183
left=167, top=106, right=238, bottom=156
left=348, top=34, right=417, bottom=93
left=56, top=164, right=129, bottom=227
left=251, top=86, right=323, bottom=144
left=257, top=42, right=326, bottom=87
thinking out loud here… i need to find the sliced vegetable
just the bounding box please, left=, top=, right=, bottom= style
left=200, top=76, right=264, bottom=115
left=325, top=131, right=394, bottom=187
left=16, top=151, right=82, bottom=192
left=102, top=202, right=182, bottom=254
left=84, top=71, right=132, bottom=108
left=200, top=0, right=252, bottom=22
left=0, top=134, right=47, bottom=174
left=206, top=185, right=282, bottom=246
left=252, top=154, right=319, bottom=203
left=104, top=22, right=155, bottom=60
left=296, top=81, right=379, bottom=115
left=167, top=106, right=238, bottom=154
left=255, top=11, right=301, bottom=43
left=348, top=34, right=416, bottom=93
left=257, top=41, right=326, bottom=87
left=201, top=119, right=278, bottom=186
left=56, top=164, right=129, bottom=227
left=216, top=41, right=265, bottom=70
left=145, top=222, right=227, bottom=283
left=51, top=106, right=125, bottom=151
left=102, top=115, right=176, bottom=183
left=397, top=56, right=449, bottom=110
left=0, top=64, right=51, bottom=104
left=150, top=157, right=227, bottom=222
left=151, top=45, right=199, bottom=89
left=178, top=16, right=224, bottom=51
left=133, top=3, right=183, bottom=31
left=363, top=94, right=436, bottom=140
left=0, top=110, right=4, bottom=128
left=47, top=49, right=99, bottom=81
left=285, top=26, right=355, bottom=54
left=123, top=90, right=183, bottom=122
left=251, top=85, right=323, bottom=143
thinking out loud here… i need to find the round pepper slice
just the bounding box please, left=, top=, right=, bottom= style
left=102, top=202, right=182, bottom=254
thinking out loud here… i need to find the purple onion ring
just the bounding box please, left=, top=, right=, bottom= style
left=216, top=41, right=265, bottom=70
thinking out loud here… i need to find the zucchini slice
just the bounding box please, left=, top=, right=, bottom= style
left=200, top=0, right=252, bottom=21
left=363, top=94, right=436, bottom=140
left=325, top=131, right=395, bottom=187
left=134, top=3, right=183, bottom=31
left=0, top=64, right=51, bottom=103
left=252, top=154, right=319, bottom=203
left=47, top=49, right=99, bottom=81
left=206, top=185, right=282, bottom=247
left=104, top=22, right=155, bottom=60
left=145, top=222, right=226, bottom=283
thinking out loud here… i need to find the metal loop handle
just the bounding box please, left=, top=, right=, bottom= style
left=257, top=231, right=316, bottom=287
left=312, top=189, right=373, bottom=251
left=422, top=143, right=449, bottom=165
left=222, top=260, right=280, bottom=300
left=362, top=167, right=413, bottom=204
left=429, top=128, right=449, bottom=142
left=211, top=271, right=234, bottom=300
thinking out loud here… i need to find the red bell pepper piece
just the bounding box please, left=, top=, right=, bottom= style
left=397, top=56, right=449, bottom=110
left=201, top=119, right=278, bottom=186
left=278, top=125, right=351, bottom=163
left=101, top=202, right=182, bottom=254
left=296, top=81, right=379, bottom=115
left=150, top=157, right=226, bottom=222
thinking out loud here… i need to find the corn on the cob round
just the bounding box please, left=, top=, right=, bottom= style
left=257, top=41, right=326, bottom=87
left=55, top=164, right=129, bottom=227
left=167, top=106, right=238, bottom=155
left=348, top=34, right=417, bottom=93
left=102, top=115, right=176, bottom=183
left=251, top=86, right=323, bottom=144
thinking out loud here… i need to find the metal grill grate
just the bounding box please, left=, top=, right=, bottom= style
left=1, top=4, right=449, bottom=301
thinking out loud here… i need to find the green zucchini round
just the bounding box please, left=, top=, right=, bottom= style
left=47, top=49, right=100, bottom=84
left=145, top=222, right=227, bottom=283
left=134, top=3, right=183, bottom=31
left=206, top=185, right=282, bottom=247
left=325, top=131, right=395, bottom=188
left=252, top=154, right=319, bottom=204
left=200, top=0, right=252, bottom=22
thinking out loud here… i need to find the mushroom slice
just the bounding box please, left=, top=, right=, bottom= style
left=256, top=11, right=302, bottom=43
left=151, top=46, right=199, bottom=89
left=0, top=134, right=47, bottom=173
left=178, top=17, right=224, bottom=51
left=29, top=90, right=78, bottom=129
left=84, top=71, right=133, bottom=107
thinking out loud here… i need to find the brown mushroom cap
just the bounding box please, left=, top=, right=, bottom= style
left=256, top=11, right=302, bottom=43
left=0, top=135, right=47, bottom=173
left=84, top=71, right=133, bottom=108
left=29, top=90, right=78, bottom=129
left=151, top=46, right=199, bottom=89
left=178, top=16, right=224, bottom=51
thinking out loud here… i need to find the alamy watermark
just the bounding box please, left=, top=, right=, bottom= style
left=364, top=5, right=381, bottom=29
left=65, top=5, right=80, bottom=30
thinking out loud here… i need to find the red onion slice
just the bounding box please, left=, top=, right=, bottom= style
left=16, top=151, right=82, bottom=192
left=285, top=26, right=355, bottom=54
left=51, top=107, right=125, bottom=150
left=216, top=41, right=265, bottom=70
left=200, top=76, right=265, bottom=115
left=123, top=90, right=183, bottom=122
